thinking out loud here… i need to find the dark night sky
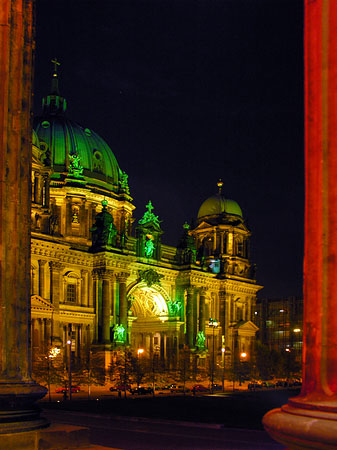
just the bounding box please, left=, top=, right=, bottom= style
left=34, top=0, right=304, bottom=299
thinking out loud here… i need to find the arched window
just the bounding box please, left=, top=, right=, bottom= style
left=63, top=272, right=80, bottom=305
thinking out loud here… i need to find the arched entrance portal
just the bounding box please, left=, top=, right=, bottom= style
left=127, top=283, right=180, bottom=367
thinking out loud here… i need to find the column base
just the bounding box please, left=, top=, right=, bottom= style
left=263, top=397, right=337, bottom=450
left=0, top=381, right=48, bottom=434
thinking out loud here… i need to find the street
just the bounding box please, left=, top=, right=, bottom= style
left=43, top=409, right=285, bottom=450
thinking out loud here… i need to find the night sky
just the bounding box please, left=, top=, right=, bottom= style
left=33, top=0, right=304, bottom=299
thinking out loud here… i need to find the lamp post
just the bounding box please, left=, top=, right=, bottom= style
left=239, top=352, right=247, bottom=386
left=221, top=347, right=226, bottom=392
left=208, top=318, right=219, bottom=394
left=67, top=339, right=72, bottom=401
left=137, top=348, right=144, bottom=387
left=47, top=347, right=60, bottom=402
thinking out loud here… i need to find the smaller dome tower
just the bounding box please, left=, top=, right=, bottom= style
left=191, top=180, right=255, bottom=279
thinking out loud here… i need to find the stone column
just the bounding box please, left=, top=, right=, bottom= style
left=0, top=0, right=48, bottom=435
left=38, top=260, right=46, bottom=298
left=65, top=197, right=72, bottom=236
left=199, top=288, right=206, bottom=335
left=263, top=2, right=337, bottom=448
left=118, top=274, right=128, bottom=332
left=102, top=271, right=112, bottom=344
left=219, top=291, right=226, bottom=338
left=80, top=269, right=88, bottom=307
left=186, top=287, right=194, bottom=347
left=48, top=262, right=62, bottom=344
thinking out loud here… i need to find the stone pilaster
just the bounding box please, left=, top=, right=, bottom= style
left=199, top=288, right=206, bottom=335
left=118, top=273, right=128, bottom=332
left=48, top=262, right=63, bottom=344
left=186, top=287, right=194, bottom=347
left=263, top=2, right=337, bottom=448
left=0, top=0, right=48, bottom=434
left=219, top=291, right=226, bottom=337
left=38, top=260, right=47, bottom=298
left=101, top=270, right=112, bottom=345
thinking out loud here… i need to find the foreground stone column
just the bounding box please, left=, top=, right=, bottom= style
left=0, top=0, right=48, bottom=435
left=263, top=1, right=337, bottom=448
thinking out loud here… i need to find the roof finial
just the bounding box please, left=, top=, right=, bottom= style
left=51, top=57, right=60, bottom=74
left=217, top=179, right=223, bottom=194
left=50, top=57, right=60, bottom=95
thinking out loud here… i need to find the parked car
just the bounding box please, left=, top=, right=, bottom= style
left=191, top=384, right=209, bottom=393
left=109, top=384, right=131, bottom=392
left=261, top=381, right=276, bottom=389
left=248, top=382, right=263, bottom=390
left=276, top=380, right=292, bottom=388
left=129, top=386, right=153, bottom=395
left=55, top=385, right=81, bottom=393
left=169, top=384, right=185, bottom=393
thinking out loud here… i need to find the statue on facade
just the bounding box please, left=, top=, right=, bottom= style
left=69, top=152, right=84, bottom=178
left=139, top=269, right=163, bottom=287
left=167, top=300, right=181, bottom=317
left=90, top=200, right=117, bottom=251
left=114, top=324, right=126, bottom=343
left=176, top=222, right=196, bottom=264
left=196, top=331, right=206, bottom=349
left=145, top=238, right=155, bottom=258
left=139, top=201, right=161, bottom=228
left=119, top=170, right=130, bottom=194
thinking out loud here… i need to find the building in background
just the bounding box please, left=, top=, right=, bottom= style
left=30, top=63, right=262, bottom=373
left=254, top=296, right=303, bottom=362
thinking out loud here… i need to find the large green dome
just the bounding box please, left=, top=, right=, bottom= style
left=33, top=66, right=128, bottom=196
left=34, top=115, right=122, bottom=191
left=198, top=194, right=243, bottom=219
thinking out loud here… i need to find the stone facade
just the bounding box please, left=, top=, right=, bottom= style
left=30, top=67, right=262, bottom=373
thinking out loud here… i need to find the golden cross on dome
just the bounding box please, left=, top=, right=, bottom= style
left=217, top=179, right=223, bottom=194
left=51, top=57, right=60, bottom=74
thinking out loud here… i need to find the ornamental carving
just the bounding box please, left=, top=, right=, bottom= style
left=138, top=269, right=163, bottom=287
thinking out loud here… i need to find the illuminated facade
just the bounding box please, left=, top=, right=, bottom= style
left=30, top=65, right=262, bottom=372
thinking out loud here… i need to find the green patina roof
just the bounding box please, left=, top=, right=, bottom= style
left=34, top=116, right=121, bottom=184
left=197, top=194, right=243, bottom=219
left=33, top=60, right=127, bottom=194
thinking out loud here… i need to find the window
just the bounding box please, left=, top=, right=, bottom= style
left=66, top=283, right=76, bottom=303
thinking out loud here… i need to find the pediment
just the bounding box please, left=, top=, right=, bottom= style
left=31, top=295, right=54, bottom=311
left=234, top=320, right=259, bottom=336
left=192, top=221, right=213, bottom=232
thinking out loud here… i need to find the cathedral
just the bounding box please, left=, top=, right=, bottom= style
left=31, top=63, right=262, bottom=373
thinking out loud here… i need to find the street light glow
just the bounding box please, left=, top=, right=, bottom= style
left=137, top=348, right=144, bottom=355
left=240, top=352, right=247, bottom=358
left=208, top=318, right=219, bottom=328
left=293, top=328, right=301, bottom=333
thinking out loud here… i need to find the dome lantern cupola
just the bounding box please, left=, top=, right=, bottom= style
left=197, top=179, right=243, bottom=221
left=42, top=58, right=67, bottom=116
left=191, top=180, right=255, bottom=280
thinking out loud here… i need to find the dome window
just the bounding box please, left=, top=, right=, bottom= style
left=41, top=121, right=50, bottom=128
left=93, top=150, right=104, bottom=174
left=84, top=128, right=92, bottom=136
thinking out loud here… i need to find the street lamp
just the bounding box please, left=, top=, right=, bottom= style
left=238, top=352, right=247, bottom=386
left=221, top=347, right=226, bottom=392
left=208, top=318, right=219, bottom=394
left=67, top=339, right=72, bottom=401
left=137, top=348, right=144, bottom=357
left=47, top=346, right=60, bottom=402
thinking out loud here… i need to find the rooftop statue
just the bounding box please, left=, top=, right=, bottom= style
left=90, top=200, right=117, bottom=250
